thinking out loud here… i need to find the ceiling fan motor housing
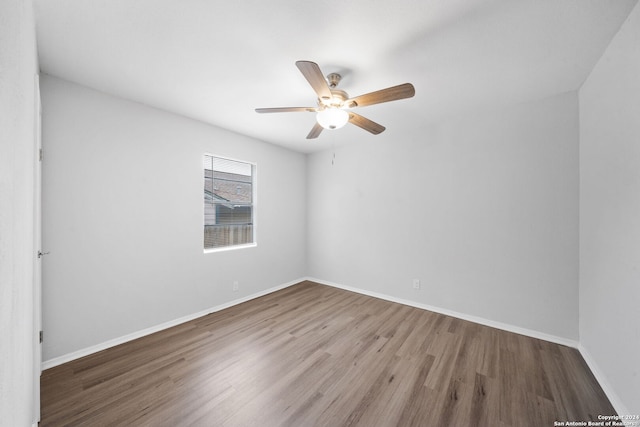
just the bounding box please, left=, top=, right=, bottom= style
left=320, top=89, right=349, bottom=108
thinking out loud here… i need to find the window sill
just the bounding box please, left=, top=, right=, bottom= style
left=203, top=243, right=257, bottom=254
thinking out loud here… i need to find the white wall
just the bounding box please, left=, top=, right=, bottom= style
left=308, top=92, right=580, bottom=341
left=40, top=75, right=307, bottom=362
left=0, top=0, right=38, bottom=425
left=579, top=2, right=640, bottom=415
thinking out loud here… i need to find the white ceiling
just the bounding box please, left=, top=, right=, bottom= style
left=34, top=0, right=637, bottom=153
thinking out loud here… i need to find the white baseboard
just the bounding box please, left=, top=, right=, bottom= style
left=41, top=278, right=304, bottom=370
left=578, top=344, right=629, bottom=416
left=305, top=277, right=580, bottom=349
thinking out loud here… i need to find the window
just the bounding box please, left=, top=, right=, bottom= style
left=204, top=155, right=255, bottom=251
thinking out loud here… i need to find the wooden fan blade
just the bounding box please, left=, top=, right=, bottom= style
left=296, top=61, right=332, bottom=101
left=255, top=107, right=316, bottom=113
left=348, top=112, right=386, bottom=135
left=306, top=122, right=324, bottom=139
left=347, top=83, right=415, bottom=108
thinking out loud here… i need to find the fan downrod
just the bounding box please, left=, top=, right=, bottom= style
left=327, top=73, right=342, bottom=88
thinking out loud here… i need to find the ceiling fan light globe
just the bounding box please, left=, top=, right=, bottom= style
left=316, top=108, right=349, bottom=130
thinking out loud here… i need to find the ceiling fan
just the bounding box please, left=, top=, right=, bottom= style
left=255, top=61, right=415, bottom=139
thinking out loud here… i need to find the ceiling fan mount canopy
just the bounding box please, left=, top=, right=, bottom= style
left=326, top=72, right=342, bottom=89
left=255, top=60, right=415, bottom=139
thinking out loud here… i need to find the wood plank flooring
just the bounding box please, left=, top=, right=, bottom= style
left=40, top=281, right=616, bottom=426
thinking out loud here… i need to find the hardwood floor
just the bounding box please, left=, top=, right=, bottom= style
left=41, top=281, right=616, bottom=426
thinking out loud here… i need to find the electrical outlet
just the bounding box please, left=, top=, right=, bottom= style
left=412, top=279, right=420, bottom=290
left=233, top=281, right=239, bottom=292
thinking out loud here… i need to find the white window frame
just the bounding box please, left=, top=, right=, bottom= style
left=203, top=154, right=257, bottom=253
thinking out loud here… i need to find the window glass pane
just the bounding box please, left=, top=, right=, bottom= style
left=204, top=155, right=254, bottom=250
left=212, top=171, right=252, bottom=204
left=204, top=224, right=254, bottom=249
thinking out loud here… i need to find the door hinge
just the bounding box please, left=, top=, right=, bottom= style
left=39, top=331, right=43, bottom=344
left=39, top=148, right=43, bottom=161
